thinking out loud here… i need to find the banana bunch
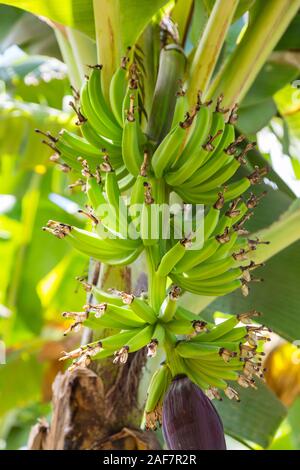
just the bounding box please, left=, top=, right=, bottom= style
left=157, top=191, right=268, bottom=297
left=60, top=283, right=270, bottom=429
left=43, top=156, right=144, bottom=265
left=151, top=94, right=268, bottom=204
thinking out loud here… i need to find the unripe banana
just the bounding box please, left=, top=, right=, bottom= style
left=171, top=274, right=242, bottom=296
left=104, top=163, right=130, bottom=237
left=159, top=286, right=181, bottom=323
left=80, top=78, right=122, bottom=144
left=92, top=287, right=124, bottom=306
left=171, top=88, right=189, bottom=130
left=165, top=319, right=194, bottom=335
left=176, top=341, right=221, bottom=358
left=165, top=104, right=213, bottom=186
left=140, top=182, right=160, bottom=246
left=121, top=293, right=157, bottom=324
left=157, top=238, right=190, bottom=277
left=126, top=324, right=155, bottom=352
left=216, top=326, right=248, bottom=342
left=203, top=205, right=221, bottom=241
left=173, top=237, right=220, bottom=273
left=58, top=129, right=101, bottom=157
left=100, top=328, right=144, bottom=350
left=174, top=177, right=251, bottom=204
left=151, top=322, right=166, bottom=349
left=122, top=92, right=144, bottom=176
left=151, top=122, right=190, bottom=178
left=109, top=65, right=127, bottom=127
left=88, top=65, right=122, bottom=132
left=184, top=256, right=237, bottom=281
left=187, top=360, right=228, bottom=389
left=145, top=364, right=171, bottom=413
left=192, top=316, right=239, bottom=342
left=188, top=267, right=242, bottom=287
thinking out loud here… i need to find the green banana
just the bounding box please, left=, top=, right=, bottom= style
left=203, top=205, right=221, bottom=240
left=165, top=104, right=213, bottom=185
left=159, top=286, right=181, bottom=323
left=85, top=175, right=107, bottom=212
left=176, top=341, right=221, bottom=358
left=151, top=322, right=166, bottom=346
left=174, top=177, right=251, bottom=204
left=184, top=256, right=237, bottom=280
left=187, top=360, right=228, bottom=389
left=104, top=303, right=146, bottom=327
left=195, top=158, right=241, bottom=193
left=100, top=328, right=144, bottom=350
left=103, top=163, right=130, bottom=237
left=109, top=65, right=127, bottom=127
left=165, top=319, right=194, bottom=335
left=88, top=65, right=122, bottom=132
left=122, top=294, right=157, bottom=324
left=118, top=172, right=136, bottom=192
left=140, top=182, right=160, bottom=246
left=151, top=121, right=191, bottom=178
left=171, top=274, right=242, bottom=296
left=80, top=79, right=121, bottom=143
left=122, top=92, right=143, bottom=176
left=175, top=306, right=209, bottom=326
left=174, top=237, right=220, bottom=273
left=92, top=287, right=124, bottom=306
left=174, top=109, right=225, bottom=182
left=84, top=304, right=144, bottom=330
left=58, top=129, right=102, bottom=157
left=216, top=326, right=248, bottom=342
left=79, top=120, right=121, bottom=153
left=183, top=360, right=210, bottom=390
left=157, top=239, right=190, bottom=277
left=126, top=324, right=155, bottom=352
left=145, top=364, right=171, bottom=414
left=209, top=231, right=238, bottom=261
left=171, top=88, right=189, bottom=129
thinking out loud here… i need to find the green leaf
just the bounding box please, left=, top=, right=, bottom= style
left=242, top=59, right=299, bottom=107
left=0, top=0, right=95, bottom=39
left=204, top=239, right=300, bottom=342
left=238, top=98, right=277, bottom=134
left=0, top=7, right=59, bottom=57
left=275, top=12, right=300, bottom=50
left=0, top=353, right=43, bottom=417
left=215, top=380, right=286, bottom=448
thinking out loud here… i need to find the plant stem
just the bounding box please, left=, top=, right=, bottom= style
left=164, top=332, right=184, bottom=377
left=187, top=0, right=239, bottom=102
left=171, top=0, right=194, bottom=47
left=207, top=0, right=300, bottom=107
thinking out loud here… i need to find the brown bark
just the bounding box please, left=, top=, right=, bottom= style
left=28, top=362, right=159, bottom=450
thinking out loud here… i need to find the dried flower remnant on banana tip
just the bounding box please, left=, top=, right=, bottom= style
left=37, top=43, right=273, bottom=449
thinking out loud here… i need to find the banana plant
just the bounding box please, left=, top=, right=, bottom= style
left=1, top=0, right=300, bottom=450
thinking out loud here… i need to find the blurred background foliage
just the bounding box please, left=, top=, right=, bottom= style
left=0, top=1, right=300, bottom=450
